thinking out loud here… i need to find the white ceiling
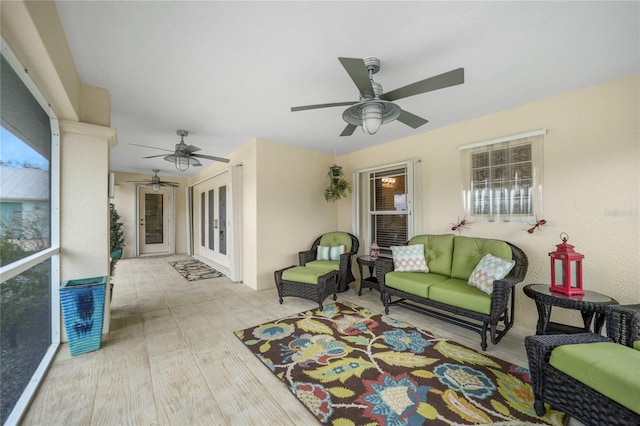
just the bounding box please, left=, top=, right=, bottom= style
left=55, top=1, right=639, bottom=178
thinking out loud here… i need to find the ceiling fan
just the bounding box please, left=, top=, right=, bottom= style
left=131, top=129, right=230, bottom=171
left=126, top=169, right=179, bottom=191
left=291, top=57, right=464, bottom=136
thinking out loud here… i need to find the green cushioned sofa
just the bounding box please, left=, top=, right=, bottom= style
left=525, top=304, right=640, bottom=425
left=376, top=234, right=528, bottom=350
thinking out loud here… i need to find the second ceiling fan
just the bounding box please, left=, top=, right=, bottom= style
left=291, top=57, right=464, bottom=136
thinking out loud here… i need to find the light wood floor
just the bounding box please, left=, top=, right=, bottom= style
left=22, top=255, right=574, bottom=425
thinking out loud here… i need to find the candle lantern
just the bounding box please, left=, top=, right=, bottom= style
left=548, top=233, right=584, bottom=296
left=370, top=242, right=380, bottom=260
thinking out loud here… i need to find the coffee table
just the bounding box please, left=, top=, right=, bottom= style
left=523, top=283, right=619, bottom=335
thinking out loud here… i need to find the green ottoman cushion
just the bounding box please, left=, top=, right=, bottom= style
left=305, top=260, right=339, bottom=274
left=282, top=266, right=327, bottom=285
left=385, top=272, right=449, bottom=298
left=634, top=340, right=640, bottom=351
left=428, top=278, right=492, bottom=315
left=451, top=236, right=512, bottom=281
left=550, top=342, right=640, bottom=415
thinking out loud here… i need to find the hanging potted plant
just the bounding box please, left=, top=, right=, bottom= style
left=324, top=165, right=352, bottom=203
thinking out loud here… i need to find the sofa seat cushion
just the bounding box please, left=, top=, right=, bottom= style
left=634, top=340, right=640, bottom=351
left=550, top=342, right=640, bottom=415
left=319, top=232, right=352, bottom=252
left=408, top=234, right=454, bottom=276
left=428, top=278, right=492, bottom=315
left=451, top=236, right=513, bottom=281
left=282, top=266, right=329, bottom=285
left=305, top=260, right=339, bottom=274
left=385, top=272, right=449, bottom=298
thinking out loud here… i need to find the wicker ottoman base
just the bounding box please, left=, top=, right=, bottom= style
left=274, top=266, right=338, bottom=310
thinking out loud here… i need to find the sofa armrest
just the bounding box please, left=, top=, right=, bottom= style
left=375, top=257, right=394, bottom=289
left=525, top=333, right=611, bottom=401
left=298, top=249, right=316, bottom=266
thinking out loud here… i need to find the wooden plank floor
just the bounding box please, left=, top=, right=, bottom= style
left=21, top=255, right=580, bottom=425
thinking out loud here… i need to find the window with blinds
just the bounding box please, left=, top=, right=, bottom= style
left=369, top=168, right=408, bottom=250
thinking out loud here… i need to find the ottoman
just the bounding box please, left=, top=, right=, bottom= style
left=274, top=266, right=339, bottom=309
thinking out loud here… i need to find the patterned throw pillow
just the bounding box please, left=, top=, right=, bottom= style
left=468, top=253, right=516, bottom=295
left=391, top=244, right=429, bottom=272
left=317, top=245, right=346, bottom=261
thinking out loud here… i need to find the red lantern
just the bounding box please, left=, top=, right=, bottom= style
left=548, top=233, right=584, bottom=296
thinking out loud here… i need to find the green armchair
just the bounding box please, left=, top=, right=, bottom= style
left=297, top=231, right=359, bottom=292
left=274, top=232, right=359, bottom=309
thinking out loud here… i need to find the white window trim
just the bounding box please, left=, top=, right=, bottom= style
left=1, top=37, right=61, bottom=426
left=460, top=130, right=545, bottom=223
left=352, top=159, right=422, bottom=253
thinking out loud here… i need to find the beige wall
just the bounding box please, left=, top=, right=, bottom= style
left=339, top=74, right=639, bottom=332
left=186, top=138, right=336, bottom=290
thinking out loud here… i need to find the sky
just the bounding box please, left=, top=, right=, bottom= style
left=0, top=126, right=49, bottom=169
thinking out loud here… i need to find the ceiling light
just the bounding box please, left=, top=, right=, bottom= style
left=164, top=154, right=199, bottom=171
left=342, top=99, right=401, bottom=135
left=151, top=183, right=160, bottom=191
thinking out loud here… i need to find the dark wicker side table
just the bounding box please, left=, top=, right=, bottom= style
left=356, top=255, right=380, bottom=297
left=523, top=283, right=619, bottom=335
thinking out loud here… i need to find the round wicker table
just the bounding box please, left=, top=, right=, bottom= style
left=523, top=283, right=619, bottom=335
left=356, top=255, right=380, bottom=296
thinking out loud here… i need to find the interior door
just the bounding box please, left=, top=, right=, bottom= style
left=194, top=173, right=230, bottom=270
left=138, top=186, right=172, bottom=255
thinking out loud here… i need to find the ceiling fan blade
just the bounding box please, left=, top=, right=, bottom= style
left=129, top=143, right=174, bottom=152
left=338, top=57, right=375, bottom=98
left=160, top=182, right=180, bottom=187
left=291, top=101, right=357, bottom=112
left=396, top=109, right=429, bottom=129
left=143, top=154, right=168, bottom=159
left=381, top=68, right=465, bottom=102
left=125, top=180, right=152, bottom=183
left=184, top=144, right=201, bottom=154
left=191, top=153, right=230, bottom=163
left=340, top=124, right=358, bottom=137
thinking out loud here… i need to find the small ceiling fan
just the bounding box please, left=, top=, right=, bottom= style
left=126, top=169, right=179, bottom=190
left=131, top=130, right=230, bottom=171
left=291, top=57, right=464, bottom=136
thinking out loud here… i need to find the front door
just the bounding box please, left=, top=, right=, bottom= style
left=138, top=186, right=172, bottom=255
left=194, top=173, right=230, bottom=271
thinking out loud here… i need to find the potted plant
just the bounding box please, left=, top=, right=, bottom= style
left=324, top=165, right=352, bottom=203
left=109, top=203, right=125, bottom=300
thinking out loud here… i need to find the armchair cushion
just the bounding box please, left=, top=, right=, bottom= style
left=319, top=232, right=352, bottom=252
left=317, top=245, right=346, bottom=261
left=467, top=253, right=515, bottom=295
left=391, top=244, right=429, bottom=272
left=549, top=341, right=640, bottom=415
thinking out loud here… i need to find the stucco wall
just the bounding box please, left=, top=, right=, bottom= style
left=338, top=74, right=639, bottom=333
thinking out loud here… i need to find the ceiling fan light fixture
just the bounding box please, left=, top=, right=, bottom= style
left=152, top=183, right=160, bottom=191
left=361, top=103, right=383, bottom=135
left=342, top=99, right=402, bottom=135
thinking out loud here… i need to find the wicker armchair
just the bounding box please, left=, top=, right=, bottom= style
left=298, top=232, right=359, bottom=292
left=525, top=304, right=640, bottom=426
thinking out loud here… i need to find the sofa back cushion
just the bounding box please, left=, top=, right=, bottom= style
left=319, top=232, right=352, bottom=252
left=408, top=234, right=454, bottom=276
left=451, top=236, right=513, bottom=281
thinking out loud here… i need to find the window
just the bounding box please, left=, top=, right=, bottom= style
left=354, top=161, right=421, bottom=255
left=1, top=43, right=60, bottom=425
left=460, top=130, right=544, bottom=223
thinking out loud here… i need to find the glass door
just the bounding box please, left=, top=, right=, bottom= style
left=138, top=186, right=172, bottom=255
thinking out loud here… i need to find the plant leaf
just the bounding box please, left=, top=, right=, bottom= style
left=327, top=386, right=356, bottom=398
left=412, top=369, right=437, bottom=379
left=259, top=342, right=271, bottom=353
left=435, top=341, right=500, bottom=367
left=297, top=317, right=334, bottom=335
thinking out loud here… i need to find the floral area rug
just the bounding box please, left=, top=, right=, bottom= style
left=235, top=301, right=564, bottom=425
left=168, top=259, right=223, bottom=281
